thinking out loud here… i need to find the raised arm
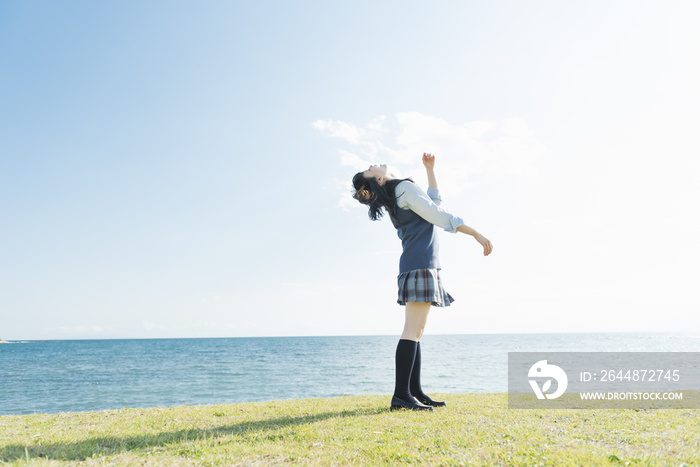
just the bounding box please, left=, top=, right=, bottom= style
left=423, top=153, right=438, bottom=189
left=421, top=152, right=493, bottom=256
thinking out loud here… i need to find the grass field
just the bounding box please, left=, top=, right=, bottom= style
left=1, top=393, right=698, bottom=466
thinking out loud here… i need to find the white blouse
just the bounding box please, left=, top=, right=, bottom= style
left=395, top=181, right=464, bottom=233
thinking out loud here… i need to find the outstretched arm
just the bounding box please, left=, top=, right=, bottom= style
left=395, top=179, right=494, bottom=257
left=416, top=152, right=493, bottom=256
left=457, top=224, right=493, bottom=256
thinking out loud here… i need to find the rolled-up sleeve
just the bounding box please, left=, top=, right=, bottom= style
left=396, top=182, right=464, bottom=233
left=426, top=187, right=442, bottom=205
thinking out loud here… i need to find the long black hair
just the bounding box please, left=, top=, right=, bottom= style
left=351, top=172, right=413, bottom=221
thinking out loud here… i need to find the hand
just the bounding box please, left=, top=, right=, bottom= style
left=422, top=153, right=435, bottom=170
left=476, top=234, right=493, bottom=256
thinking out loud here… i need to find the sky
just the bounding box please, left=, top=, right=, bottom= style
left=1, top=0, right=698, bottom=340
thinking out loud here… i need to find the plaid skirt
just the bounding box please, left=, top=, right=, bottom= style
left=397, top=268, right=454, bottom=307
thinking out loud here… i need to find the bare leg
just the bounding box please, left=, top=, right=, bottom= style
left=392, top=301, right=433, bottom=411
left=401, top=301, right=431, bottom=341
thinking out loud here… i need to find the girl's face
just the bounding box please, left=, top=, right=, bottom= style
left=364, top=164, right=393, bottom=184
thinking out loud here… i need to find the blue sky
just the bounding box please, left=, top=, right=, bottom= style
left=1, top=1, right=698, bottom=340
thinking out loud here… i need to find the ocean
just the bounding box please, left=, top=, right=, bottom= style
left=1, top=333, right=698, bottom=415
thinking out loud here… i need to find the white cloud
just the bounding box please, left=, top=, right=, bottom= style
left=393, top=113, right=545, bottom=186
left=315, top=112, right=546, bottom=202
left=366, top=115, right=387, bottom=132
left=311, top=119, right=366, bottom=144
left=327, top=178, right=363, bottom=211
left=338, top=150, right=371, bottom=171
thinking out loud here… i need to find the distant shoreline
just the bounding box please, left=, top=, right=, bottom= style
left=0, top=330, right=697, bottom=342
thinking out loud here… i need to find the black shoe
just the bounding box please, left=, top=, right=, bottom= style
left=390, top=395, right=433, bottom=411
left=415, top=394, right=446, bottom=407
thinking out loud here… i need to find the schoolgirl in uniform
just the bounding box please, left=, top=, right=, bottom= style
left=352, top=153, right=493, bottom=411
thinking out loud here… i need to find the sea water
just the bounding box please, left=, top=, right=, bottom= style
left=1, top=333, right=698, bottom=415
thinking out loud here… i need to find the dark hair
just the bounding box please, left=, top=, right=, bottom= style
left=351, top=171, right=413, bottom=221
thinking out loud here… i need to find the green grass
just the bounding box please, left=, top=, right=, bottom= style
left=1, top=394, right=698, bottom=466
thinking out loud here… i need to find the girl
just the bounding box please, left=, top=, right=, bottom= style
left=352, top=153, right=493, bottom=411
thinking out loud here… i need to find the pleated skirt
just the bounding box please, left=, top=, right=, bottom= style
left=396, top=268, right=454, bottom=307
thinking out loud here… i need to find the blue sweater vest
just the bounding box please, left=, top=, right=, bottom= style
left=390, top=205, right=440, bottom=274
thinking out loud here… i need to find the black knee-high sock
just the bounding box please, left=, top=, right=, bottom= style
left=410, top=341, right=428, bottom=399
left=393, top=339, right=418, bottom=400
